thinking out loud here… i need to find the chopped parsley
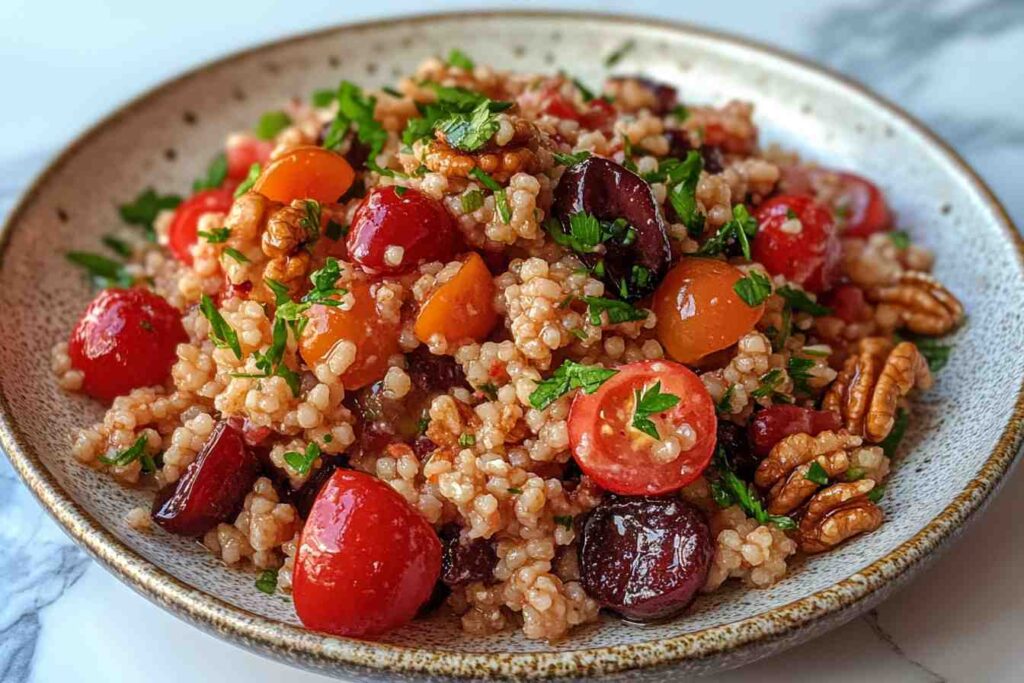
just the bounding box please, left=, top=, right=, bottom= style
left=394, top=186, right=408, bottom=198
left=569, top=76, right=595, bottom=102
left=777, top=285, right=832, bottom=316
left=804, top=460, right=829, bottom=486
left=232, top=315, right=301, bottom=396
left=322, top=81, right=390, bottom=175
left=416, top=416, right=430, bottom=434
left=255, top=568, right=278, bottom=594
left=222, top=247, right=249, bottom=264
left=99, top=435, right=156, bottom=473
left=458, top=433, right=476, bottom=448
left=101, top=234, right=133, bottom=258
left=436, top=99, right=502, bottom=152
left=311, top=88, right=336, bottom=107
left=324, top=219, right=347, bottom=241
left=695, top=204, right=758, bottom=259
left=631, top=381, right=680, bottom=439
left=529, top=359, right=618, bottom=410
left=844, top=467, right=866, bottom=482
left=546, top=212, right=635, bottom=255
left=283, top=442, right=321, bottom=475
left=670, top=104, right=690, bottom=121
left=193, top=153, right=228, bottom=192
left=255, top=110, right=292, bottom=140
left=119, top=188, right=182, bottom=241
left=401, top=83, right=512, bottom=149
left=382, top=86, right=403, bottom=98
left=582, top=296, right=648, bottom=325
left=552, top=150, right=592, bottom=167
left=468, top=167, right=511, bottom=223
left=198, top=227, right=231, bottom=243
left=905, top=336, right=953, bottom=373
left=750, top=368, right=785, bottom=399
left=878, top=408, right=909, bottom=457
left=234, top=162, right=262, bottom=197
left=199, top=294, right=242, bottom=359
left=733, top=270, right=772, bottom=307
left=66, top=251, right=133, bottom=289
left=447, top=48, right=475, bottom=70
left=710, top=447, right=797, bottom=530
left=477, top=382, right=499, bottom=400
left=460, top=189, right=484, bottom=213
left=716, top=384, right=736, bottom=413
left=272, top=258, right=347, bottom=337
left=788, top=356, right=815, bottom=394
left=660, top=151, right=704, bottom=238
left=507, top=487, right=523, bottom=494
left=889, top=230, right=911, bottom=250
left=299, top=200, right=322, bottom=242
left=604, top=39, right=636, bottom=67
left=554, top=514, right=574, bottom=529
left=867, top=485, right=885, bottom=504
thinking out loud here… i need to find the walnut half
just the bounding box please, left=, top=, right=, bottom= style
left=822, top=337, right=932, bottom=442
left=798, top=480, right=883, bottom=554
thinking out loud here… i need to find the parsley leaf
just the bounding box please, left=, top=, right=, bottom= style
left=670, top=104, right=690, bottom=121
left=867, top=485, right=885, bottom=503
left=447, top=48, right=475, bottom=70
left=468, top=167, right=511, bottom=223
left=553, top=514, right=574, bottom=529
left=529, top=359, right=618, bottom=410
left=400, top=83, right=512, bottom=147
left=119, top=188, right=182, bottom=241
left=222, top=247, right=249, bottom=263
left=324, top=219, right=346, bottom=241
left=788, top=356, right=815, bottom=394
left=717, top=384, right=735, bottom=413
left=283, top=442, right=321, bottom=475
left=234, top=163, right=262, bottom=197
left=662, top=151, right=704, bottom=238
left=236, top=316, right=301, bottom=396
left=460, top=189, right=484, bottom=213
left=198, top=227, right=231, bottom=243
left=299, top=200, right=322, bottom=242
left=255, top=568, right=278, bottom=594
left=582, top=296, right=649, bottom=325
left=193, top=153, right=228, bottom=192
left=311, top=88, right=336, bottom=107
left=804, top=460, right=829, bottom=486
left=99, top=435, right=156, bottom=473
left=889, top=230, right=911, bottom=250
left=777, top=285, right=832, bottom=316
left=569, top=76, right=595, bottom=102
left=200, top=294, right=242, bottom=359
left=552, top=150, right=592, bottom=167
left=545, top=212, right=635, bottom=256
left=906, top=336, right=953, bottom=373
left=458, top=433, right=476, bottom=447
left=66, top=251, right=133, bottom=289
left=604, top=39, right=636, bottom=67
left=733, top=270, right=772, bottom=307
left=695, top=204, right=757, bottom=259
left=878, top=408, right=909, bottom=457
left=711, top=448, right=797, bottom=530
left=101, top=234, right=133, bottom=258
left=322, top=81, right=389, bottom=174
left=255, top=111, right=292, bottom=140
left=631, top=381, right=680, bottom=439
left=436, top=99, right=500, bottom=152
left=750, top=368, right=784, bottom=399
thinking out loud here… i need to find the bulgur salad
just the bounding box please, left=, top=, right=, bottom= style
left=53, top=48, right=964, bottom=641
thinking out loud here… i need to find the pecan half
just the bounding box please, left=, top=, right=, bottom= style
left=798, top=480, right=883, bottom=553
left=754, top=430, right=862, bottom=490
left=822, top=338, right=932, bottom=442
left=767, top=449, right=850, bottom=515
left=867, top=271, right=964, bottom=336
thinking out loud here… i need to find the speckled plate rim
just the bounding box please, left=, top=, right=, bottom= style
left=2, top=9, right=1022, bottom=680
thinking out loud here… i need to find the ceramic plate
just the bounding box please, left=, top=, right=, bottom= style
left=2, top=10, right=1022, bottom=681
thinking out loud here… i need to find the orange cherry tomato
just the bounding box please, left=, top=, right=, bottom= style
left=567, top=360, right=717, bottom=495
left=413, top=252, right=497, bottom=346
left=652, top=258, right=765, bottom=365
left=299, top=280, right=400, bottom=389
left=252, top=146, right=355, bottom=204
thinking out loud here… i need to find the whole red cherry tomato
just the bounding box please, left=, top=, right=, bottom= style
left=811, top=169, right=890, bottom=237
left=68, top=288, right=187, bottom=401
left=226, top=136, right=274, bottom=181
left=748, top=405, right=842, bottom=457
left=167, top=188, right=235, bottom=264
left=293, top=469, right=442, bottom=637
left=752, top=195, right=840, bottom=294
left=347, top=187, right=458, bottom=275
left=567, top=360, right=717, bottom=495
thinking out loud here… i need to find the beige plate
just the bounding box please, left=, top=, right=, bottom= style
left=2, top=10, right=1023, bottom=681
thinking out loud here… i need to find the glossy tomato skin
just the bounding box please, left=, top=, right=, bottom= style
left=226, top=136, right=274, bottom=180
left=167, top=188, right=235, bottom=264
left=347, top=187, right=458, bottom=275
left=68, top=288, right=187, bottom=401
left=293, top=470, right=442, bottom=638
left=752, top=195, right=840, bottom=294
left=813, top=170, right=890, bottom=237
left=567, top=360, right=717, bottom=496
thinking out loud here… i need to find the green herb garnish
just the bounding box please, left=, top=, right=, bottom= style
left=711, top=448, right=797, bottom=530
left=867, top=485, right=885, bottom=504
left=733, top=270, right=772, bottom=307
left=777, top=285, right=832, bottom=316
left=99, top=435, right=156, bottom=473
left=660, top=151, right=704, bottom=238
left=461, top=189, right=484, bottom=213
left=717, top=385, right=735, bottom=413
left=199, top=294, right=242, bottom=359
left=604, top=39, right=636, bottom=67
left=66, top=251, right=133, bottom=289
left=458, top=433, right=476, bottom=448
left=630, top=381, right=680, bottom=439
left=311, top=88, right=336, bottom=107
left=222, top=247, right=249, bottom=263
left=234, top=163, right=262, bottom=197
left=552, top=150, right=592, bottom=167
left=889, top=230, right=911, bottom=250
left=750, top=368, right=784, bottom=399
left=447, top=48, right=475, bottom=70
left=322, top=81, right=390, bottom=175
left=468, top=167, right=511, bottom=223
left=101, top=234, right=133, bottom=258
left=119, top=188, right=182, bottom=241
left=198, top=227, right=231, bottom=243
left=255, top=111, right=292, bottom=140
left=788, top=356, right=815, bottom=395
left=696, top=204, right=757, bottom=259
left=582, top=296, right=648, bottom=325
left=255, top=569, right=278, bottom=594
left=283, top=442, right=321, bottom=476
left=193, top=153, right=228, bottom=192
left=554, top=515, right=574, bottom=529
left=804, top=461, right=829, bottom=486
left=878, top=409, right=909, bottom=457
left=324, top=219, right=346, bottom=241
left=529, top=359, right=618, bottom=410
left=299, top=199, right=321, bottom=242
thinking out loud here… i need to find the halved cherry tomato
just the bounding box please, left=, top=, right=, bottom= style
left=752, top=195, right=840, bottom=294
left=252, top=146, right=355, bottom=204
left=299, top=280, right=400, bottom=389
left=414, top=252, right=497, bottom=345
left=293, top=469, right=442, bottom=637
left=347, top=187, right=458, bottom=275
left=652, top=258, right=764, bottom=365
left=68, top=288, right=187, bottom=401
left=811, top=169, right=890, bottom=237
left=567, top=360, right=717, bottom=495
left=167, top=188, right=235, bottom=264
left=226, top=136, right=275, bottom=181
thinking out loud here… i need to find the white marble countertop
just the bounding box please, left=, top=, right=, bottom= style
left=2, top=0, right=1022, bottom=681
